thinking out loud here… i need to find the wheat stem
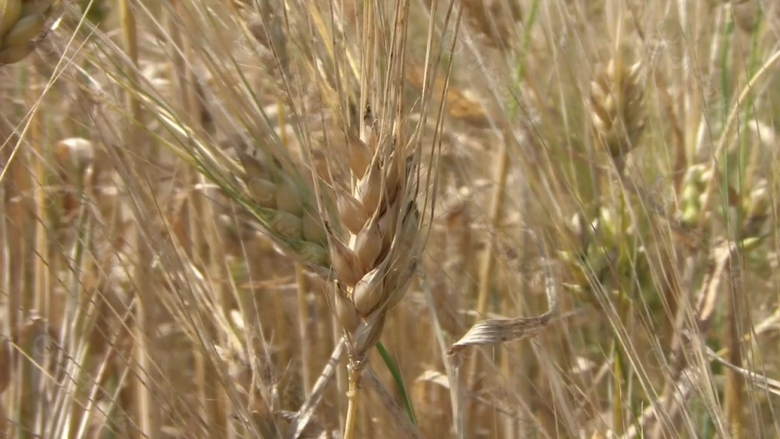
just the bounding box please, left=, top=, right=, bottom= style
left=466, top=130, right=509, bottom=424
left=118, top=1, right=159, bottom=437
left=343, top=361, right=361, bottom=439
left=296, top=262, right=312, bottom=397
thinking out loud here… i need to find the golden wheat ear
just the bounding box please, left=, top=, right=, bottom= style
left=589, top=58, right=645, bottom=163
left=328, top=141, right=423, bottom=362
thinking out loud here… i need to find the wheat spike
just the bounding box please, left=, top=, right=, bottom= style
left=231, top=125, right=422, bottom=346
left=232, top=135, right=331, bottom=274
left=126, top=2, right=434, bottom=435
left=0, top=0, right=55, bottom=65
left=328, top=133, right=421, bottom=362
left=589, top=58, right=645, bottom=160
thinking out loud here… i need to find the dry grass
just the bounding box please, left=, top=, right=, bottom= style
left=2, top=0, right=780, bottom=438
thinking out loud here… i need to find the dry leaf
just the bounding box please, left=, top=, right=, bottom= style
left=449, top=232, right=558, bottom=355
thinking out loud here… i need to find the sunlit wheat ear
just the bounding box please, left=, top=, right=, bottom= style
left=589, top=58, right=645, bottom=162
left=0, top=0, right=56, bottom=65
left=327, top=134, right=422, bottom=363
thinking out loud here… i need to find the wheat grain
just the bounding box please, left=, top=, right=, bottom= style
left=0, top=0, right=55, bottom=65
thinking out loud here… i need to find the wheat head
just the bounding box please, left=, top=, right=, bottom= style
left=589, top=57, right=645, bottom=161
left=317, top=122, right=423, bottom=362
left=0, top=0, right=55, bottom=65
left=231, top=124, right=422, bottom=364
left=230, top=134, right=331, bottom=275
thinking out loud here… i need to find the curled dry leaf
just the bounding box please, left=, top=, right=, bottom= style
left=449, top=232, right=558, bottom=355
left=447, top=313, right=554, bottom=355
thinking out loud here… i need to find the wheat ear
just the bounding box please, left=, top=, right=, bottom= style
left=232, top=126, right=422, bottom=438
left=132, top=1, right=433, bottom=435
left=589, top=57, right=645, bottom=165
left=329, top=126, right=421, bottom=439
left=330, top=130, right=420, bottom=360
left=0, top=0, right=55, bottom=65
left=230, top=134, right=331, bottom=275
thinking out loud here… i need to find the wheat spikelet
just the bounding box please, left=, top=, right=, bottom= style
left=589, top=58, right=645, bottom=161
left=0, top=0, right=55, bottom=65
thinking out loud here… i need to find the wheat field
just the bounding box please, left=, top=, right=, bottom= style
left=1, top=0, right=779, bottom=438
